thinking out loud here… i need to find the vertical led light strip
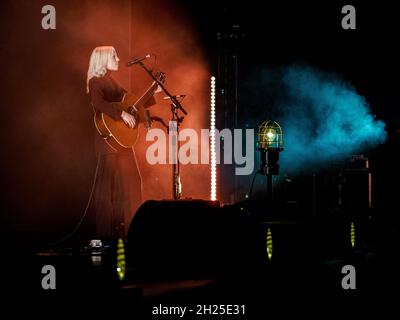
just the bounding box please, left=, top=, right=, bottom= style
left=210, top=76, right=217, bottom=201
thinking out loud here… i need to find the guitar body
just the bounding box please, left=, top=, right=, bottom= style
left=94, top=93, right=142, bottom=151
left=93, top=73, right=165, bottom=151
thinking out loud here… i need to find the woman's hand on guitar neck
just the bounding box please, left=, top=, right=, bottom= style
left=121, top=110, right=136, bottom=128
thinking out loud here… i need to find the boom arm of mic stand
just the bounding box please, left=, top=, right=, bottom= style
left=136, top=61, right=188, bottom=115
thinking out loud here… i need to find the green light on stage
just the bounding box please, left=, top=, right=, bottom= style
left=257, top=120, right=283, bottom=150
left=350, top=222, right=356, bottom=248
left=267, top=130, right=275, bottom=139
left=116, top=238, right=126, bottom=281
left=266, top=227, right=273, bottom=261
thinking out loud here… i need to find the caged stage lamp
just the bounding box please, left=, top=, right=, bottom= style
left=257, top=120, right=284, bottom=151
left=257, top=120, right=284, bottom=200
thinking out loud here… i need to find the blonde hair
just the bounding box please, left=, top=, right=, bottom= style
left=86, top=46, right=116, bottom=93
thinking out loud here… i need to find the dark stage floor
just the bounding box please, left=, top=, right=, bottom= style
left=3, top=201, right=400, bottom=318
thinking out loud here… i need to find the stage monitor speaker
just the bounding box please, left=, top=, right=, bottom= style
left=126, top=200, right=263, bottom=281
left=313, top=161, right=371, bottom=216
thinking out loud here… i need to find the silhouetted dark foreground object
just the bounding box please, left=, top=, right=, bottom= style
left=126, top=200, right=265, bottom=281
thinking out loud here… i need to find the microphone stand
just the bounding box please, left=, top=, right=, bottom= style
left=135, top=61, right=188, bottom=200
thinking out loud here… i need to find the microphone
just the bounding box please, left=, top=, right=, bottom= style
left=163, top=95, right=186, bottom=100
left=126, top=54, right=153, bottom=67
left=144, top=109, right=152, bottom=131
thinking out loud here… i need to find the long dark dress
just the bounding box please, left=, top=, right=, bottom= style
left=88, top=73, right=142, bottom=239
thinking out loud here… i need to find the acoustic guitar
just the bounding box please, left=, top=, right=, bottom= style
left=94, top=72, right=165, bottom=151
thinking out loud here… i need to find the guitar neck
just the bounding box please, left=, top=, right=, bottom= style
left=134, top=82, right=158, bottom=109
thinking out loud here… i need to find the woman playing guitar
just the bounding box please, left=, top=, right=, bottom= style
left=86, top=46, right=159, bottom=239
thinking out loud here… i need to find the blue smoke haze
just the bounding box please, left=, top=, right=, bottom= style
left=264, top=65, right=387, bottom=174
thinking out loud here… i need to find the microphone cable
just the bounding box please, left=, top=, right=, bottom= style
left=46, top=155, right=101, bottom=247
left=249, top=170, right=261, bottom=200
